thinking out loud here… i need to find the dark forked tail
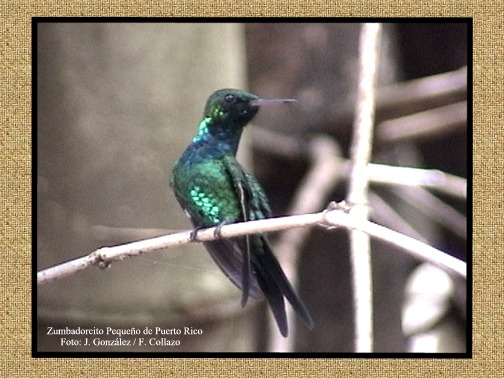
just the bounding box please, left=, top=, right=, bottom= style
left=254, top=238, right=314, bottom=337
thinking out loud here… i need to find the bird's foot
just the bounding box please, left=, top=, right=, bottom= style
left=213, top=221, right=229, bottom=239
left=190, top=222, right=230, bottom=242
left=189, top=226, right=205, bottom=242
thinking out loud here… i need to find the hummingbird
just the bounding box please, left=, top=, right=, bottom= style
left=170, top=88, right=314, bottom=337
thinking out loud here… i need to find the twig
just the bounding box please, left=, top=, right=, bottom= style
left=346, top=23, right=381, bottom=353
left=37, top=207, right=466, bottom=286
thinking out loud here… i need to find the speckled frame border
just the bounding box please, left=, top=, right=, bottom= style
left=2, top=2, right=501, bottom=376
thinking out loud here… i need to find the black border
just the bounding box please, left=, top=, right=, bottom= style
left=33, top=17, right=473, bottom=358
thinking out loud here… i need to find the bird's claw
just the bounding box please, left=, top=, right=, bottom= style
left=190, top=226, right=204, bottom=242
left=213, top=221, right=228, bottom=239
left=190, top=222, right=229, bottom=242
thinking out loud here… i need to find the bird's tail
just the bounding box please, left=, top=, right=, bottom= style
left=254, top=237, right=314, bottom=337
left=204, top=236, right=314, bottom=337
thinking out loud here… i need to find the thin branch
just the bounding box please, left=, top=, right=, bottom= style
left=346, top=23, right=381, bottom=353
left=37, top=207, right=466, bottom=286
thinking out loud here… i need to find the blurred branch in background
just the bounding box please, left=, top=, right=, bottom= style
left=391, top=186, right=467, bottom=240
left=367, top=164, right=466, bottom=200
left=377, top=101, right=467, bottom=144
left=368, top=191, right=428, bottom=243
left=376, top=66, right=467, bottom=121
left=346, top=23, right=381, bottom=353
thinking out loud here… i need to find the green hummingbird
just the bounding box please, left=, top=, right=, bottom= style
left=170, top=88, right=313, bottom=337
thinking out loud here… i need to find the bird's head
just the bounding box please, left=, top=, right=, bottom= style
left=203, top=88, right=297, bottom=129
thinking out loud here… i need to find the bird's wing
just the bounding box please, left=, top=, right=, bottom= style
left=222, top=155, right=253, bottom=306
left=243, top=171, right=272, bottom=218
left=243, top=171, right=314, bottom=332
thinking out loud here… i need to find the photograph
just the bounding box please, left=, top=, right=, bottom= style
left=35, top=20, right=469, bottom=354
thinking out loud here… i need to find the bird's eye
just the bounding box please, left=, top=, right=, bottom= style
left=224, top=94, right=234, bottom=103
